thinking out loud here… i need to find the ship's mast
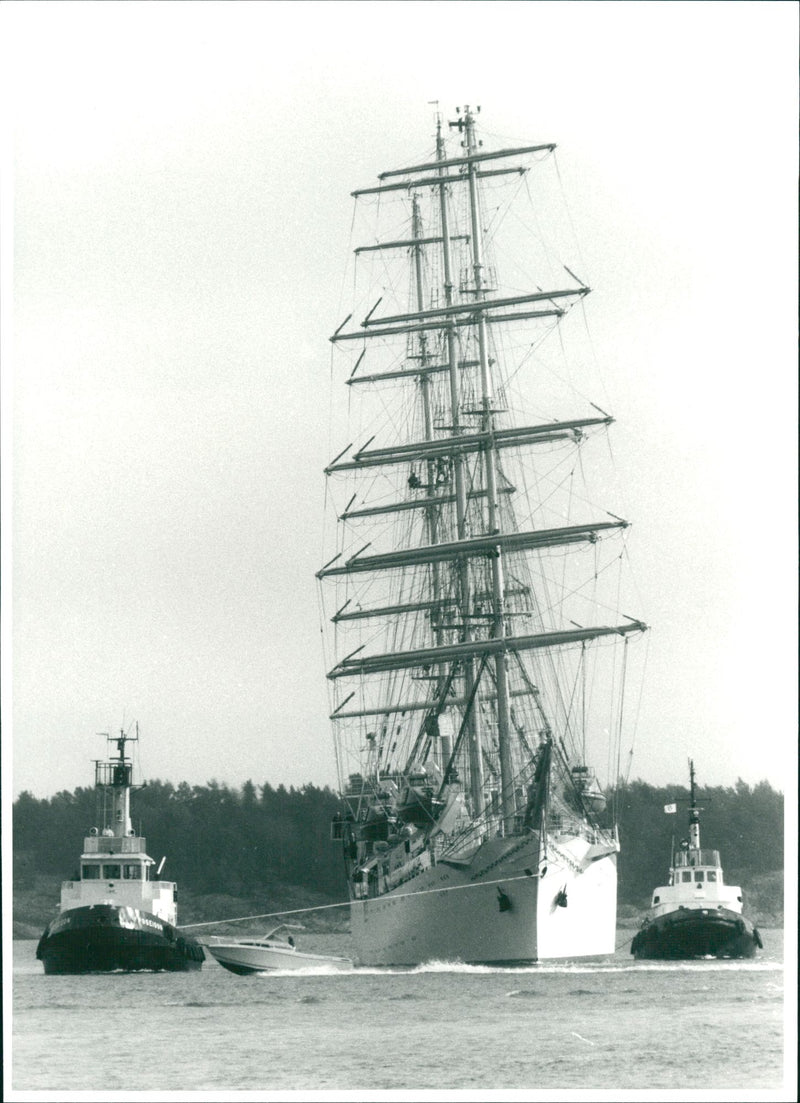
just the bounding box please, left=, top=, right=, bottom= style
left=458, top=105, right=514, bottom=833
left=409, top=194, right=449, bottom=764
left=435, top=114, right=484, bottom=814
left=410, top=196, right=443, bottom=620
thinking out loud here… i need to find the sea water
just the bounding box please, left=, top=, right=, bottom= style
left=10, top=931, right=786, bottom=1094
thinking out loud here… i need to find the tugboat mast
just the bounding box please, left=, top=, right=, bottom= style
left=95, top=724, right=140, bottom=838
left=688, top=758, right=701, bottom=850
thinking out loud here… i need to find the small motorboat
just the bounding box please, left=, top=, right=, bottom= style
left=204, top=924, right=352, bottom=975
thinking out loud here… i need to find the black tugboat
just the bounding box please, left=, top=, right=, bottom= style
left=631, top=760, right=762, bottom=960
left=36, top=726, right=204, bottom=974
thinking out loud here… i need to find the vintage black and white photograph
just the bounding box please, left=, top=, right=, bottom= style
left=2, top=1, right=796, bottom=1099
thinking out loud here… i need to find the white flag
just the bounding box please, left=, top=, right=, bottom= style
left=664, top=803, right=677, bottom=814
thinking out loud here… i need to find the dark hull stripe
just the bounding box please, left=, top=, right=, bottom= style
left=36, top=905, right=204, bottom=974
left=631, top=909, right=761, bottom=960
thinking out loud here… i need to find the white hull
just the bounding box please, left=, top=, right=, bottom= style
left=351, top=833, right=617, bottom=966
left=205, top=939, right=351, bottom=974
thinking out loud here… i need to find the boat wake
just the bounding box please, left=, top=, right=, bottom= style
left=249, top=958, right=783, bottom=978
left=247, top=964, right=357, bottom=977
left=410, top=959, right=495, bottom=974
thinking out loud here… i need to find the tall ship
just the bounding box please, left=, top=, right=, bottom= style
left=631, top=760, right=762, bottom=960
left=318, top=105, right=648, bottom=966
left=36, top=726, right=205, bottom=974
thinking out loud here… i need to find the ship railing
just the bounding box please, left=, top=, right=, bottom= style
left=547, top=814, right=598, bottom=843
left=83, top=835, right=147, bottom=854
left=433, top=830, right=482, bottom=863
left=673, top=848, right=721, bottom=869
left=95, top=762, right=132, bottom=787
left=60, top=877, right=175, bottom=891
left=432, top=833, right=457, bottom=859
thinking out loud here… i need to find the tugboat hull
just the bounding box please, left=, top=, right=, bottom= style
left=631, top=906, right=762, bottom=961
left=36, top=904, right=205, bottom=974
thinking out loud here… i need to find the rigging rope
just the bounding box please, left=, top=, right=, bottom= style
left=614, top=927, right=640, bottom=953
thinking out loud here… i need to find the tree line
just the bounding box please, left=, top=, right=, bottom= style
left=13, top=779, right=347, bottom=900
left=13, top=775, right=783, bottom=909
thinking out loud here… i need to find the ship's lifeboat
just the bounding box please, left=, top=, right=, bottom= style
left=396, top=786, right=444, bottom=826
left=359, top=806, right=397, bottom=841
left=570, top=765, right=607, bottom=813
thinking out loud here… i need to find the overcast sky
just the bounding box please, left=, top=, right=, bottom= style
left=2, top=1, right=797, bottom=800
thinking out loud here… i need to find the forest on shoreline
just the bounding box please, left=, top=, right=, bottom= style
left=13, top=774, right=784, bottom=932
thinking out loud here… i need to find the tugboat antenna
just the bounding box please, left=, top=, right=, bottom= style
left=688, top=758, right=703, bottom=850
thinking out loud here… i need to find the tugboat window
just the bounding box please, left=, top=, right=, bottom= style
left=707, top=870, right=717, bottom=882
left=123, top=864, right=140, bottom=880
left=681, top=871, right=692, bottom=882
left=103, top=864, right=121, bottom=879
left=694, top=871, right=704, bottom=881
left=82, top=864, right=101, bottom=879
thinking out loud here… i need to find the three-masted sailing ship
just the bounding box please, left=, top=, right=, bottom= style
left=318, top=105, right=647, bottom=965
